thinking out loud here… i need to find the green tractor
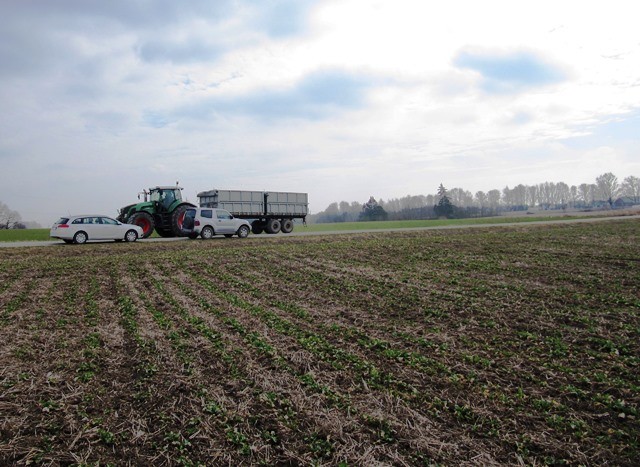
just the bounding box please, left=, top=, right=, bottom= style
left=117, top=185, right=196, bottom=239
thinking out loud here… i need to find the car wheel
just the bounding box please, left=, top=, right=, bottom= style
left=237, top=225, right=250, bottom=238
left=125, top=229, right=138, bottom=242
left=73, top=231, right=88, bottom=244
left=201, top=226, right=214, bottom=239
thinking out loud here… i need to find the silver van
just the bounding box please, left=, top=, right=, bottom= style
left=184, top=208, right=250, bottom=239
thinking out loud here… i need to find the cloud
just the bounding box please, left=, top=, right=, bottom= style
left=453, top=49, right=567, bottom=94
left=175, top=69, right=375, bottom=122
left=137, top=37, right=223, bottom=64
left=132, top=0, right=319, bottom=64
left=0, top=1, right=319, bottom=73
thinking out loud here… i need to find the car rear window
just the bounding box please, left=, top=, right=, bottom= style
left=201, top=209, right=213, bottom=219
left=55, top=217, right=69, bottom=225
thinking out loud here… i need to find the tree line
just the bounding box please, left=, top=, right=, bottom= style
left=311, top=172, right=640, bottom=223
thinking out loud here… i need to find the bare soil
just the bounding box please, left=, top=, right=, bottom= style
left=1, top=219, right=638, bottom=465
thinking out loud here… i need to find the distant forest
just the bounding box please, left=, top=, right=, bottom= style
left=310, top=172, right=640, bottom=223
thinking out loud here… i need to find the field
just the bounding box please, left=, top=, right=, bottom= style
left=1, top=220, right=638, bottom=465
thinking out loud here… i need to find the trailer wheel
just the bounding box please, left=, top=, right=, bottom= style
left=281, top=219, right=294, bottom=234
left=251, top=220, right=265, bottom=235
left=266, top=218, right=281, bottom=234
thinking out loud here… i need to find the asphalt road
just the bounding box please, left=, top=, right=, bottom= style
left=1, top=215, right=637, bottom=249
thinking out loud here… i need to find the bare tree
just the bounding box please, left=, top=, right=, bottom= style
left=556, top=182, right=570, bottom=209
left=526, top=185, right=538, bottom=208
left=487, top=189, right=501, bottom=209
left=595, top=172, right=619, bottom=207
left=621, top=175, right=640, bottom=203
left=0, top=201, right=22, bottom=229
left=570, top=185, right=578, bottom=208
left=538, top=182, right=556, bottom=209
left=449, top=188, right=473, bottom=207
left=578, top=183, right=591, bottom=206
left=502, top=186, right=514, bottom=207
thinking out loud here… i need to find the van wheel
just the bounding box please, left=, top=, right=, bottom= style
left=237, top=225, right=250, bottom=238
left=201, top=226, right=214, bottom=239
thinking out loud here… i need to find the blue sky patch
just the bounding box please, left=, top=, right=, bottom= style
left=179, top=70, right=373, bottom=122
left=561, top=110, right=640, bottom=149
left=454, top=49, right=566, bottom=94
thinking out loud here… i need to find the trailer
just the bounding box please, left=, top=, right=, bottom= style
left=197, top=189, right=308, bottom=234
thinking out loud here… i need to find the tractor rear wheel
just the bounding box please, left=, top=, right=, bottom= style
left=171, top=205, right=192, bottom=237
left=128, top=212, right=155, bottom=239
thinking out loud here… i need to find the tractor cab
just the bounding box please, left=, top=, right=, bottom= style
left=143, top=186, right=184, bottom=212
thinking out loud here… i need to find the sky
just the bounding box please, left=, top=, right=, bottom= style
left=1, top=0, right=639, bottom=226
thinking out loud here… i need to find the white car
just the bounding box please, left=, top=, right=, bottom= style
left=50, top=215, right=144, bottom=244
left=183, top=207, right=250, bottom=239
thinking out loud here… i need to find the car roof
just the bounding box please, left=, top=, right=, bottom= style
left=58, top=215, right=116, bottom=220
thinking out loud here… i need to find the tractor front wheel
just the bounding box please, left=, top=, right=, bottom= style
left=128, top=212, right=155, bottom=239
